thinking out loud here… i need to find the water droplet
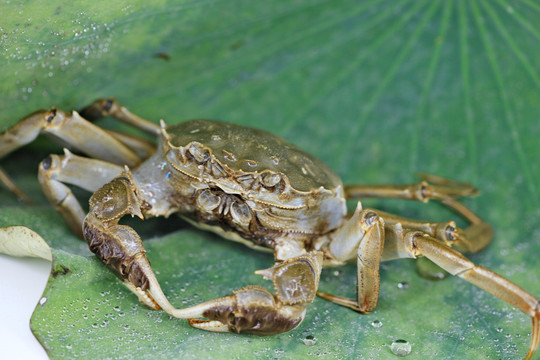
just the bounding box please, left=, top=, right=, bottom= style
left=391, top=339, right=411, bottom=357
left=371, top=320, right=383, bottom=328
left=333, top=270, right=342, bottom=277
left=397, top=281, right=408, bottom=289
left=39, top=297, right=47, bottom=306
left=303, top=335, right=317, bottom=346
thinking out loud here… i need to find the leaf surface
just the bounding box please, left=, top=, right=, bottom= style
left=1, top=1, right=540, bottom=359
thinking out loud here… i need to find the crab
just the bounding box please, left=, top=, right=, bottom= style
left=1, top=98, right=539, bottom=359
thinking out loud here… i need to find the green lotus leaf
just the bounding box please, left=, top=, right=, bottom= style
left=1, top=1, right=539, bottom=359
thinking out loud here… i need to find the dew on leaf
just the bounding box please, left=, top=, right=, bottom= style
left=371, top=320, right=383, bottom=328
left=390, top=339, right=411, bottom=357
left=303, top=335, right=317, bottom=346
left=397, top=281, right=408, bottom=289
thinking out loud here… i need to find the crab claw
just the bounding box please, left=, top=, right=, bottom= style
left=169, top=286, right=307, bottom=335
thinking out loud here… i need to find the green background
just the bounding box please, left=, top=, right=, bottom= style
left=1, top=0, right=539, bottom=359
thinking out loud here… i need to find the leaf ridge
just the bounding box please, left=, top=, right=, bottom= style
left=410, top=0, right=453, bottom=172
left=337, top=0, right=441, bottom=172
left=471, top=0, right=539, bottom=208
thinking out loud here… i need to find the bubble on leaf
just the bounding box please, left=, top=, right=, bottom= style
left=391, top=339, right=411, bottom=357
left=371, top=320, right=383, bottom=328
left=397, top=281, right=408, bottom=289
left=303, top=335, right=317, bottom=346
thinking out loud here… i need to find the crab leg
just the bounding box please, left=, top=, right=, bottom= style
left=400, top=231, right=540, bottom=360
left=319, top=202, right=386, bottom=313
left=39, top=150, right=123, bottom=237
left=318, top=200, right=464, bottom=312
left=0, top=108, right=142, bottom=166
left=320, top=199, right=538, bottom=358
left=0, top=165, right=34, bottom=204
left=79, top=97, right=161, bottom=136
left=375, top=208, right=492, bottom=254
left=82, top=168, right=189, bottom=311
left=103, top=129, right=156, bottom=160
left=345, top=173, right=478, bottom=202
left=344, top=175, right=492, bottom=253
left=0, top=100, right=159, bottom=202
left=0, top=107, right=146, bottom=202
left=82, top=169, right=160, bottom=307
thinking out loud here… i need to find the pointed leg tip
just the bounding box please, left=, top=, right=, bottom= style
left=526, top=313, right=540, bottom=360
left=188, top=319, right=230, bottom=332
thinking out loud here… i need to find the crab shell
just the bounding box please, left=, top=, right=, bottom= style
left=134, top=120, right=346, bottom=251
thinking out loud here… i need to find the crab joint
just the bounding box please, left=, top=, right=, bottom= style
left=83, top=170, right=149, bottom=292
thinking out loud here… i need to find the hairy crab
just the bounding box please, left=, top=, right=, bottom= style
left=1, top=98, right=539, bottom=359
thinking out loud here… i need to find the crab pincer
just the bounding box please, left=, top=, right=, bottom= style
left=160, top=252, right=321, bottom=335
